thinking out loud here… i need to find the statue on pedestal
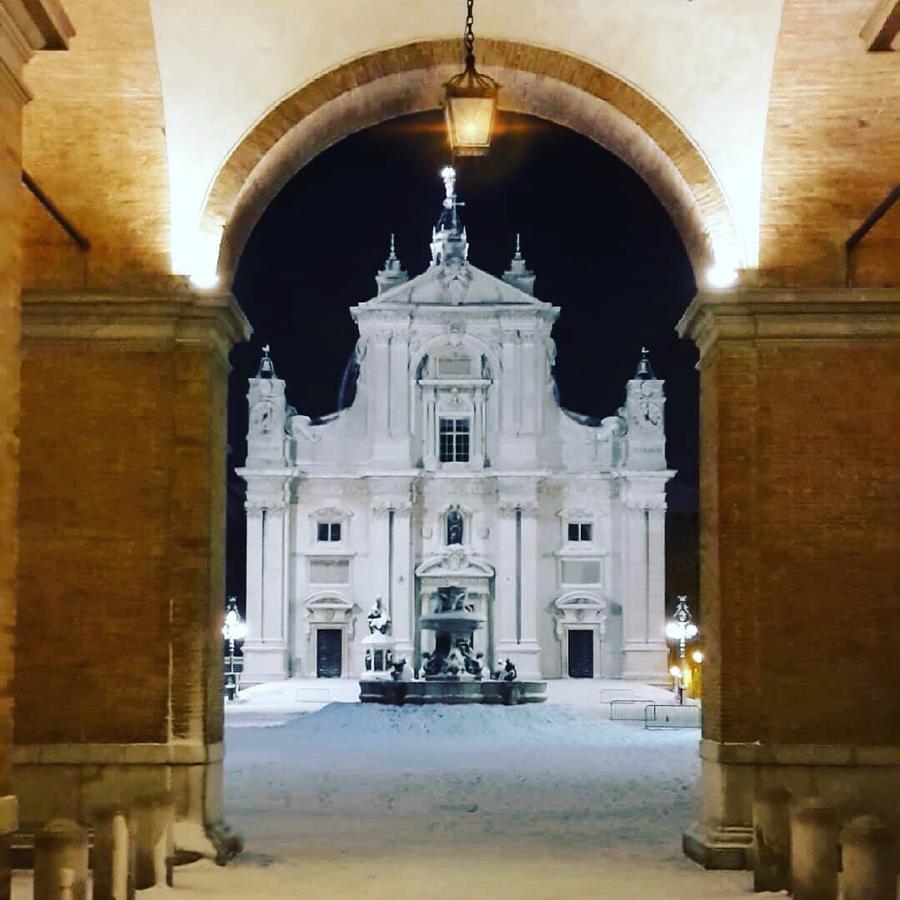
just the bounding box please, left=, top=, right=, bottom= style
left=367, top=595, right=391, bottom=635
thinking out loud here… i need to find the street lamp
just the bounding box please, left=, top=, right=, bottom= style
left=222, top=597, right=248, bottom=701
left=665, top=595, right=698, bottom=704
left=443, top=0, right=499, bottom=157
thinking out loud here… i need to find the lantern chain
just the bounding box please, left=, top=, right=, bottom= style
left=464, top=0, right=476, bottom=68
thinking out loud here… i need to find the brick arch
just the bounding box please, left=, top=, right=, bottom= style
left=205, top=40, right=742, bottom=284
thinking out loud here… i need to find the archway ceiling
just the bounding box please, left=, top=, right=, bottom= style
left=147, top=0, right=785, bottom=274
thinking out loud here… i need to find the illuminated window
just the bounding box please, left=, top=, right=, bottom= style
left=439, top=417, right=470, bottom=462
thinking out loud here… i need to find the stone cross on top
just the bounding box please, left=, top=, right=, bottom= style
left=439, top=165, right=465, bottom=231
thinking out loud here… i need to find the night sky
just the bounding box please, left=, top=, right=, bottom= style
left=226, top=110, right=699, bottom=601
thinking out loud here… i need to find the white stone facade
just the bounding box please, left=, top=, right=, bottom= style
left=238, top=171, right=673, bottom=684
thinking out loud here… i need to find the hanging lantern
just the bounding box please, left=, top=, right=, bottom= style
left=443, top=0, right=499, bottom=157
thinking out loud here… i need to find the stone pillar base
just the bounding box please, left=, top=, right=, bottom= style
left=684, top=739, right=900, bottom=871
left=623, top=643, right=669, bottom=684
left=682, top=823, right=753, bottom=870
left=496, top=641, right=542, bottom=680
left=241, top=642, right=288, bottom=685
left=12, top=742, right=224, bottom=861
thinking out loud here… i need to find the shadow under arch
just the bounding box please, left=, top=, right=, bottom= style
left=203, top=39, right=742, bottom=286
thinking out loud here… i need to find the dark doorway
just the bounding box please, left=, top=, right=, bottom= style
left=316, top=629, right=342, bottom=678
left=568, top=630, right=594, bottom=678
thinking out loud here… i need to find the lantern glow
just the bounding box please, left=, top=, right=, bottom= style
left=443, top=0, right=499, bottom=157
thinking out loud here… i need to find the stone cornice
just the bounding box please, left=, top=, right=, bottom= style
left=0, top=0, right=73, bottom=100
left=700, top=738, right=900, bottom=767
left=13, top=740, right=224, bottom=766
left=677, top=288, right=900, bottom=359
left=22, top=290, right=252, bottom=366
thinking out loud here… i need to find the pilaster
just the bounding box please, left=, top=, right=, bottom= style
left=619, top=475, right=670, bottom=683
left=369, top=477, right=417, bottom=657
left=495, top=480, right=541, bottom=678
left=240, top=478, right=291, bottom=684
left=390, top=501, right=415, bottom=659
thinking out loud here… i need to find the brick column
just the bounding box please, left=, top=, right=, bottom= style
left=14, top=291, right=250, bottom=860
left=0, top=4, right=72, bottom=897
left=678, top=288, right=900, bottom=869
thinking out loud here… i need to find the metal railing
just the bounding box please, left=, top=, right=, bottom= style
left=643, top=702, right=700, bottom=729
left=609, top=699, right=658, bottom=721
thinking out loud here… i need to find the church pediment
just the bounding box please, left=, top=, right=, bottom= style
left=415, top=548, right=494, bottom=579
left=361, top=263, right=547, bottom=309
left=304, top=592, right=356, bottom=612
left=552, top=591, right=607, bottom=612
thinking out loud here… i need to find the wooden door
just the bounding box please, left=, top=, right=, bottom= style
left=316, top=628, right=342, bottom=678
left=568, top=629, right=593, bottom=678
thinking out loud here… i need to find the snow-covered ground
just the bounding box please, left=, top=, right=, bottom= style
left=14, top=679, right=766, bottom=899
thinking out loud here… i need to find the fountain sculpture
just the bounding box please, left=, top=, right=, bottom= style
left=360, top=587, right=546, bottom=705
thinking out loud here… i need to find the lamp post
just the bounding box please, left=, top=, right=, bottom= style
left=665, top=595, right=698, bottom=704
left=222, top=597, right=248, bottom=701
left=443, top=0, right=499, bottom=156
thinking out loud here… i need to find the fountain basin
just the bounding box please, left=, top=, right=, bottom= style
left=359, top=679, right=547, bottom=705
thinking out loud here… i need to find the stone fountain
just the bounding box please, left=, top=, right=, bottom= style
left=360, top=586, right=546, bottom=705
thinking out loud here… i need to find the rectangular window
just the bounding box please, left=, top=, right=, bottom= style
left=567, top=522, right=592, bottom=542
left=561, top=560, right=601, bottom=584
left=309, top=559, right=350, bottom=584
left=439, top=417, right=470, bottom=462
left=317, top=522, right=341, bottom=542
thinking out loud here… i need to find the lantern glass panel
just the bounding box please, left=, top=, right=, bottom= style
left=445, top=95, right=495, bottom=154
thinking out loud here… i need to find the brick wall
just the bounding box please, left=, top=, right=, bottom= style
left=21, top=0, right=172, bottom=292
left=700, top=333, right=900, bottom=746
left=755, top=339, right=900, bottom=744
left=16, top=342, right=227, bottom=747
left=759, top=0, right=900, bottom=286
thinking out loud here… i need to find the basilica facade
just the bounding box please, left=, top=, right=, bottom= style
left=239, top=168, right=673, bottom=684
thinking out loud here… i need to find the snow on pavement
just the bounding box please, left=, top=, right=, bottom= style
left=14, top=679, right=766, bottom=899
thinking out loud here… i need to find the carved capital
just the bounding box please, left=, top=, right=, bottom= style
left=246, top=500, right=288, bottom=514
left=622, top=496, right=667, bottom=512
left=372, top=500, right=413, bottom=515
left=498, top=499, right=538, bottom=517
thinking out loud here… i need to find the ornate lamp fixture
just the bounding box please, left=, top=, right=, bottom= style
left=443, top=0, right=499, bottom=156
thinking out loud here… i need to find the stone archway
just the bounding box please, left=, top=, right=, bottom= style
left=200, top=39, right=742, bottom=286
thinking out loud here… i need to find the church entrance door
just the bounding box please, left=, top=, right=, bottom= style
left=568, top=630, right=593, bottom=678
left=316, top=628, right=342, bottom=677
